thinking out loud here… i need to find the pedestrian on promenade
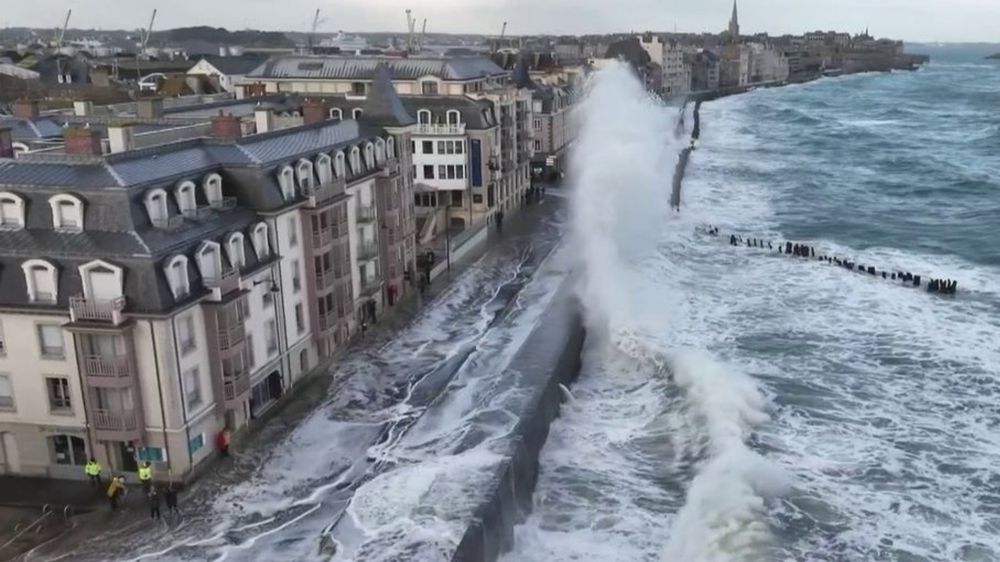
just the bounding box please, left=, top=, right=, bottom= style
left=164, top=484, right=179, bottom=516
left=107, top=476, right=124, bottom=511
left=216, top=428, right=232, bottom=458
left=496, top=211, right=504, bottom=233
left=148, top=487, right=162, bottom=520
left=138, top=462, right=153, bottom=494
left=84, top=457, right=102, bottom=488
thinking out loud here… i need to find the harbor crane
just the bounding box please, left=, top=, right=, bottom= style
left=54, top=9, right=71, bottom=83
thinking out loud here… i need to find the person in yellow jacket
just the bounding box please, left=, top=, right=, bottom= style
left=106, top=476, right=124, bottom=511
left=84, top=457, right=102, bottom=488
left=138, top=461, right=153, bottom=494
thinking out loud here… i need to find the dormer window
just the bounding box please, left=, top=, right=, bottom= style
left=252, top=222, right=270, bottom=260
left=334, top=151, right=346, bottom=178
left=316, top=153, right=333, bottom=185
left=21, top=259, right=57, bottom=304
left=386, top=137, right=396, bottom=159
left=49, top=194, right=83, bottom=232
left=175, top=181, right=197, bottom=216
left=227, top=232, right=246, bottom=271
left=143, top=189, right=170, bottom=228
left=446, top=110, right=461, bottom=125
left=349, top=147, right=361, bottom=175
left=329, top=108, right=343, bottom=121
left=375, top=139, right=386, bottom=164
left=0, top=192, right=25, bottom=229
left=203, top=173, right=223, bottom=207
left=197, top=241, right=221, bottom=285
left=278, top=165, right=295, bottom=201
left=352, top=108, right=363, bottom=120
left=78, top=260, right=123, bottom=301
left=421, top=81, right=439, bottom=95
left=417, top=109, right=432, bottom=125
left=296, top=159, right=315, bottom=193
left=364, top=143, right=375, bottom=169
left=164, top=255, right=190, bottom=300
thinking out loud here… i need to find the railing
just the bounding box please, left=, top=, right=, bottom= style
left=317, top=312, right=338, bottom=332
left=217, top=323, right=246, bottom=350
left=315, top=268, right=336, bottom=291
left=203, top=268, right=240, bottom=293
left=82, top=355, right=131, bottom=378
left=70, top=295, right=126, bottom=324
left=93, top=408, right=138, bottom=431
left=182, top=207, right=213, bottom=220
left=223, top=373, right=250, bottom=401
left=209, top=197, right=237, bottom=211
left=151, top=215, right=184, bottom=230
left=302, top=178, right=345, bottom=204
left=357, top=206, right=376, bottom=223
left=416, top=123, right=466, bottom=135
left=357, top=241, right=379, bottom=261
left=312, top=228, right=334, bottom=248
left=360, top=278, right=382, bottom=297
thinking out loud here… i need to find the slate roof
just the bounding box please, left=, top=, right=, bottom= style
left=246, top=55, right=508, bottom=81
left=196, top=55, right=269, bottom=76
left=362, top=64, right=416, bottom=128
left=0, top=117, right=64, bottom=140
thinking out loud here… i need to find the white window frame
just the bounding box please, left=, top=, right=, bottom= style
left=278, top=165, right=295, bottom=200
left=49, top=193, right=84, bottom=231
left=196, top=241, right=222, bottom=282
left=296, top=159, right=315, bottom=193
left=364, top=142, right=375, bottom=169
left=227, top=232, right=247, bottom=270
left=177, top=312, right=196, bottom=354
left=164, top=254, right=190, bottom=300
left=375, top=138, right=386, bottom=164
left=446, top=110, right=461, bottom=125
left=352, top=108, right=363, bottom=120
left=183, top=366, right=203, bottom=410
left=252, top=222, right=270, bottom=260
left=287, top=216, right=298, bottom=247
left=316, top=153, right=333, bottom=185
left=329, top=107, right=343, bottom=121
left=0, top=374, right=14, bottom=410
left=0, top=192, right=25, bottom=229
left=334, top=151, right=346, bottom=178
left=417, top=109, right=431, bottom=125
left=203, top=173, right=223, bottom=205
left=143, top=188, right=169, bottom=227
left=37, top=324, right=64, bottom=359
left=21, top=259, right=58, bottom=303
left=46, top=376, right=72, bottom=413
left=349, top=147, right=361, bottom=175
left=386, top=136, right=395, bottom=159
left=78, top=259, right=123, bottom=301
left=175, top=180, right=197, bottom=215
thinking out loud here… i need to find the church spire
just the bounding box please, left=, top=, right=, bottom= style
left=728, top=0, right=740, bottom=40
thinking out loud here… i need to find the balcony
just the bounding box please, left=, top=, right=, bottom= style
left=302, top=178, right=346, bottom=205
left=223, top=373, right=250, bottom=403
left=312, top=228, right=334, bottom=248
left=209, top=197, right=237, bottom=211
left=204, top=268, right=240, bottom=295
left=151, top=215, right=184, bottom=230
left=357, top=206, right=376, bottom=223
left=182, top=207, right=213, bottom=220
left=360, top=278, right=382, bottom=297
left=416, top=123, right=466, bottom=135
left=93, top=408, right=138, bottom=431
left=318, top=312, right=338, bottom=332
left=70, top=295, right=126, bottom=324
left=217, top=323, right=246, bottom=351
left=82, top=355, right=131, bottom=378
left=315, top=268, right=336, bottom=292
left=357, top=241, right=379, bottom=261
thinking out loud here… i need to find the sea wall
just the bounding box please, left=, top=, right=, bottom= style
left=449, top=282, right=586, bottom=562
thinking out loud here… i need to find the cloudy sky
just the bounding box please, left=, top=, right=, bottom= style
left=4, top=0, right=998, bottom=42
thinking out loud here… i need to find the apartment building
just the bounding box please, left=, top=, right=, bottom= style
left=0, top=103, right=412, bottom=480
left=239, top=55, right=533, bottom=233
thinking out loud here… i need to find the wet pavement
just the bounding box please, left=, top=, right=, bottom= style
left=22, top=193, right=567, bottom=562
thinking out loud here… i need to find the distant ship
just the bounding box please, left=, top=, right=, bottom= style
left=986, top=52, right=1000, bottom=60
left=319, top=32, right=369, bottom=53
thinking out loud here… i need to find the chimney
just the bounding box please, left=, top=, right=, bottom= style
left=73, top=100, right=94, bottom=117
left=13, top=99, right=39, bottom=119
left=0, top=127, right=14, bottom=158
left=63, top=128, right=104, bottom=156
left=136, top=98, right=164, bottom=120
left=211, top=111, right=243, bottom=140
left=302, top=98, right=329, bottom=126
left=254, top=107, right=274, bottom=134
left=107, top=124, right=136, bottom=153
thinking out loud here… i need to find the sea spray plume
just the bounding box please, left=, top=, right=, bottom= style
left=569, top=61, right=677, bottom=335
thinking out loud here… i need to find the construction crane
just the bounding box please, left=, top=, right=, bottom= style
left=418, top=19, right=427, bottom=52
left=136, top=9, right=157, bottom=85
left=500, top=21, right=507, bottom=42
left=307, top=9, right=326, bottom=52
left=405, top=10, right=416, bottom=52
left=54, top=9, right=72, bottom=84
left=140, top=9, right=158, bottom=55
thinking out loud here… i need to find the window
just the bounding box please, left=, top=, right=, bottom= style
left=421, top=81, right=439, bottom=95
left=165, top=255, right=190, bottom=300
left=387, top=137, right=396, bottom=158
left=252, top=223, right=270, bottom=260
left=0, top=192, right=25, bottom=229
left=316, top=153, right=333, bottom=185
left=203, top=173, right=223, bottom=206
left=452, top=191, right=464, bottom=207
left=278, top=166, right=296, bottom=200
left=350, top=147, right=361, bottom=174
left=352, top=108, right=364, bottom=120
left=47, top=377, right=72, bottom=412
left=246, top=333, right=256, bottom=368
left=446, top=110, right=461, bottom=125
left=457, top=165, right=465, bottom=179
left=49, top=194, right=83, bottom=231
left=423, top=165, right=435, bottom=179
left=227, top=233, right=246, bottom=270
left=292, top=259, right=301, bottom=293
left=49, top=435, right=86, bottom=465
left=417, top=109, right=431, bottom=124
left=265, top=319, right=278, bottom=356
left=296, top=159, right=315, bottom=193
left=534, top=139, right=541, bottom=151
left=534, top=119, right=541, bottom=129
left=300, top=349, right=309, bottom=372
left=0, top=374, right=14, bottom=410
left=364, top=143, right=375, bottom=169
left=456, top=141, right=464, bottom=154
left=197, top=242, right=221, bottom=284
left=188, top=433, right=205, bottom=454
left=437, top=141, right=446, bottom=154
left=422, top=141, right=433, bottom=154
left=329, top=108, right=343, bottom=121
left=295, top=303, right=305, bottom=334
left=183, top=367, right=203, bottom=410
left=178, top=313, right=196, bottom=354
left=288, top=216, right=298, bottom=247
left=351, top=82, right=366, bottom=96
left=144, top=189, right=169, bottom=227
left=175, top=181, right=197, bottom=215
left=473, top=193, right=483, bottom=204
left=375, top=139, right=386, bottom=164
left=37, top=325, right=64, bottom=358
left=334, top=151, right=346, bottom=178
left=22, top=259, right=57, bottom=303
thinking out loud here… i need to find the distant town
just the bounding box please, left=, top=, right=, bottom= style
left=0, top=1, right=928, bottom=555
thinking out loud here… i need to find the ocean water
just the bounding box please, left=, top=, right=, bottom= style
left=505, top=51, right=1000, bottom=562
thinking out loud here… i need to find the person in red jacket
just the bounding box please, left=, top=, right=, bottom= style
left=215, top=428, right=231, bottom=457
